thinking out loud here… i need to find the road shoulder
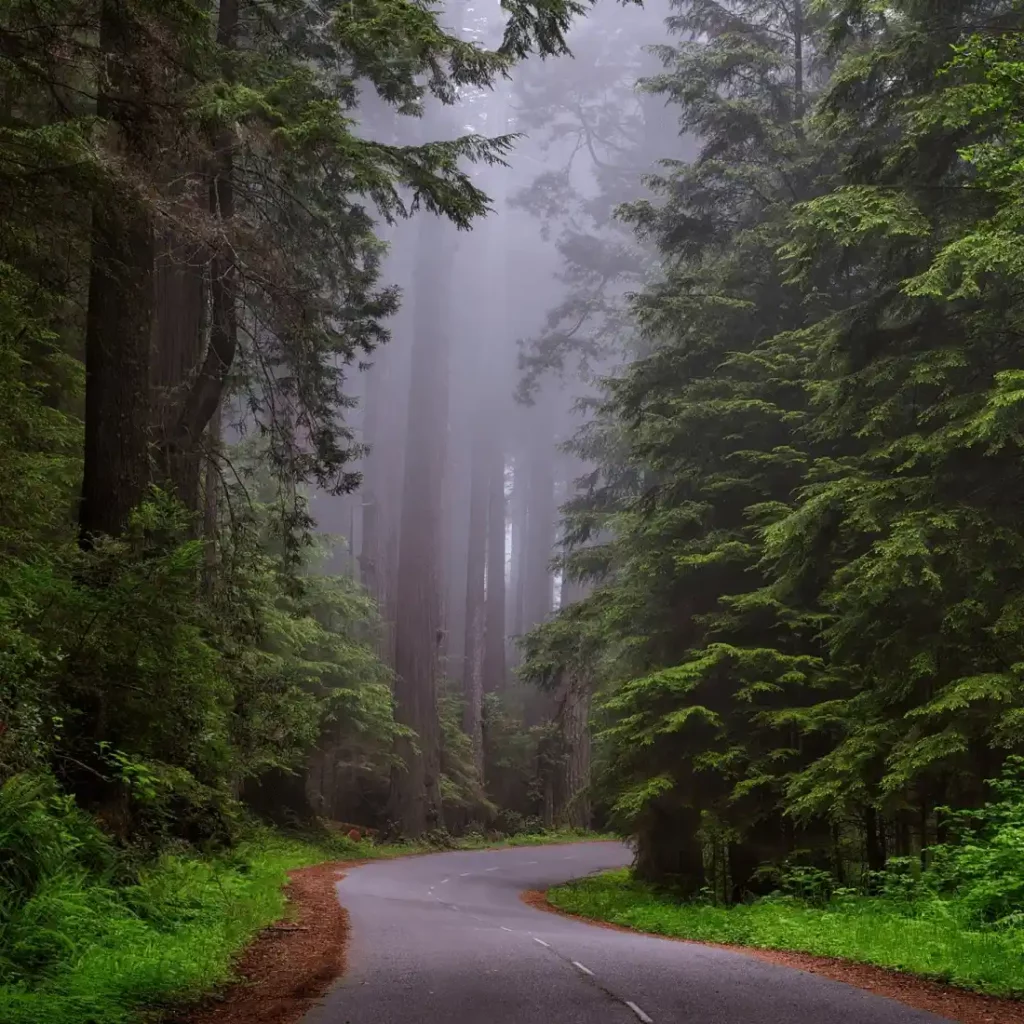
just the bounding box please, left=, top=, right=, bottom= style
left=521, top=888, right=1024, bottom=1024
left=171, top=860, right=361, bottom=1024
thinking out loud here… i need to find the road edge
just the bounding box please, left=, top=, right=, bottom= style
left=520, top=889, right=1024, bottom=1024
left=166, top=839, right=619, bottom=1024
left=169, top=859, right=365, bottom=1024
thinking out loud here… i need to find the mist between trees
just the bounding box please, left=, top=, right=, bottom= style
left=5, top=0, right=1024, bottom=989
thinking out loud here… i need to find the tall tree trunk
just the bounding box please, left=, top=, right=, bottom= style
left=443, top=410, right=472, bottom=679
left=483, top=441, right=507, bottom=694
left=202, top=397, right=221, bottom=592
left=556, top=670, right=591, bottom=828
left=151, top=228, right=206, bottom=510
left=508, top=449, right=529, bottom=651
left=79, top=1, right=155, bottom=544
left=522, top=401, right=556, bottom=632
left=389, top=212, right=452, bottom=836
left=462, top=408, right=488, bottom=773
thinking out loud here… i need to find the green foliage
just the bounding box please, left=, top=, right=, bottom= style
left=522, top=0, right=1024, bottom=905
left=0, top=773, right=609, bottom=1024
left=0, top=776, right=355, bottom=1024
left=548, top=763, right=1024, bottom=997
left=0, top=468, right=401, bottom=868
left=926, top=756, right=1024, bottom=926
left=549, top=867, right=1024, bottom=997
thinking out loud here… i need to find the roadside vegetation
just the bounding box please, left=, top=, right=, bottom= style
left=0, top=772, right=602, bottom=1024
left=549, top=761, right=1024, bottom=999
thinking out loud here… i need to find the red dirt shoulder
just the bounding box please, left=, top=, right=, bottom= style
left=167, top=859, right=367, bottom=1024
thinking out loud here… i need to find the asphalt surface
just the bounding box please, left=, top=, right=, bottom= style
left=301, top=841, right=950, bottom=1024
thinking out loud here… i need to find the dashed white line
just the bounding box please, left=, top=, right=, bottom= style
left=526, top=860, right=538, bottom=865
left=571, top=961, right=594, bottom=976
left=459, top=872, right=470, bottom=877
left=440, top=878, right=449, bottom=884
left=532, top=937, right=550, bottom=948
left=485, top=866, right=500, bottom=872
left=500, top=926, right=513, bottom=932
left=625, top=1001, right=653, bottom=1024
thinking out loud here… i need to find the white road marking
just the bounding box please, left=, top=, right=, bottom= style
left=526, top=860, right=538, bottom=865
left=625, top=1001, right=653, bottom=1024
left=571, top=961, right=594, bottom=976
left=500, top=926, right=513, bottom=932
left=485, top=866, right=500, bottom=872
left=440, top=878, right=449, bottom=884
left=460, top=872, right=470, bottom=877
left=533, top=937, right=550, bottom=948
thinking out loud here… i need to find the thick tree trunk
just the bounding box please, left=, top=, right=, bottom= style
left=462, top=409, right=488, bottom=773
left=483, top=442, right=507, bottom=694
left=151, top=229, right=207, bottom=510
left=389, top=213, right=453, bottom=837
left=79, top=1, right=155, bottom=544
left=555, top=671, right=591, bottom=828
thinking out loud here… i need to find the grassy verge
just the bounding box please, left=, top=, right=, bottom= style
left=0, top=833, right=338, bottom=1024
left=547, top=869, right=1024, bottom=999
left=0, top=827, right=609, bottom=1024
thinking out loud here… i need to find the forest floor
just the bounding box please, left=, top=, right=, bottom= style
left=538, top=869, right=1024, bottom=1024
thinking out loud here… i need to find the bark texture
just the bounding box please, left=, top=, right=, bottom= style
left=555, top=671, right=591, bottom=828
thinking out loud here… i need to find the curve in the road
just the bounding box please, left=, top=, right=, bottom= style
left=300, top=841, right=951, bottom=1024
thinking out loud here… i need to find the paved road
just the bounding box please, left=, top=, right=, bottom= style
left=301, top=842, right=950, bottom=1024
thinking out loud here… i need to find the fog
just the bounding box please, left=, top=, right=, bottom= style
left=310, top=2, right=693, bottom=799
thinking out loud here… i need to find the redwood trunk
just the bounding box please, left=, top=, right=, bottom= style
left=79, top=0, right=155, bottom=544
left=462, top=409, right=488, bottom=773
left=483, top=442, right=507, bottom=694
left=151, top=229, right=206, bottom=511
left=556, top=671, right=591, bottom=828
left=389, top=213, right=452, bottom=836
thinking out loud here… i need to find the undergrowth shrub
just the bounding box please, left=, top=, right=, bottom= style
left=0, top=773, right=351, bottom=1024
left=926, top=756, right=1024, bottom=926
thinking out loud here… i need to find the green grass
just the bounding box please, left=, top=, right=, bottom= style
left=0, top=826, right=610, bottom=1024
left=548, top=869, right=1024, bottom=999
left=0, top=834, right=339, bottom=1024
left=441, top=827, right=616, bottom=850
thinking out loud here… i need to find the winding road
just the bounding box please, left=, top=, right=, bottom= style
left=301, top=841, right=949, bottom=1024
